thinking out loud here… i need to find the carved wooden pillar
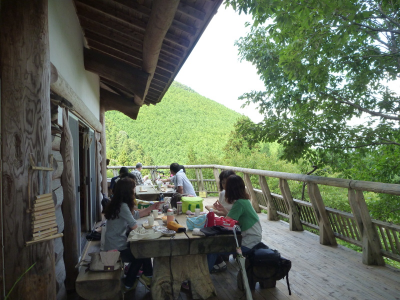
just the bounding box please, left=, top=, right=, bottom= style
left=348, top=188, right=384, bottom=265
left=307, top=183, right=337, bottom=245
left=100, top=106, right=108, bottom=197
left=258, top=175, right=279, bottom=221
left=0, top=0, right=56, bottom=298
left=279, top=179, right=303, bottom=231
left=213, top=168, right=220, bottom=193
left=243, top=173, right=261, bottom=213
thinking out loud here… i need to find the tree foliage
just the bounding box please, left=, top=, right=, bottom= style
left=225, top=0, right=400, bottom=165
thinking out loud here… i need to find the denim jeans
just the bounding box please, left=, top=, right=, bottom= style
left=119, top=248, right=153, bottom=287
left=207, top=246, right=251, bottom=272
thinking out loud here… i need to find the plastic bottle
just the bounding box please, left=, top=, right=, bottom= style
left=159, top=193, right=164, bottom=202
left=167, top=208, right=174, bottom=224
left=206, top=208, right=215, bottom=227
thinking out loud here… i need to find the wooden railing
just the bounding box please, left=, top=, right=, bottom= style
left=108, top=164, right=400, bottom=265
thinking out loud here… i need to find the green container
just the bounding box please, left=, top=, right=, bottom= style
left=181, top=197, right=203, bottom=213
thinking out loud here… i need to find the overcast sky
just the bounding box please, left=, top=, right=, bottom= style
left=175, top=5, right=266, bottom=123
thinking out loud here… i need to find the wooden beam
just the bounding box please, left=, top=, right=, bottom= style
left=84, top=48, right=149, bottom=103
left=0, top=0, right=56, bottom=298
left=75, top=1, right=145, bottom=41
left=79, top=17, right=182, bottom=65
left=76, top=0, right=147, bottom=31
left=101, top=78, right=135, bottom=98
left=177, top=2, right=206, bottom=21
left=100, top=88, right=140, bottom=120
left=134, top=0, right=179, bottom=106
left=50, top=66, right=102, bottom=132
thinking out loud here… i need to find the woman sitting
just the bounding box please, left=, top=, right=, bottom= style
left=104, top=177, right=161, bottom=291
left=208, top=174, right=262, bottom=272
left=205, top=170, right=236, bottom=216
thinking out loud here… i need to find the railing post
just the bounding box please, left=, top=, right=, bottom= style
left=258, top=175, right=279, bottom=221
left=199, top=168, right=205, bottom=192
left=243, top=173, right=261, bottom=213
left=195, top=168, right=204, bottom=192
left=213, top=168, right=220, bottom=192
left=150, top=168, right=157, bottom=182
left=307, top=183, right=337, bottom=245
left=279, top=179, right=303, bottom=231
left=348, top=188, right=385, bottom=265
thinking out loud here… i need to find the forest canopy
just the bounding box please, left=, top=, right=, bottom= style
left=225, top=0, right=400, bottom=166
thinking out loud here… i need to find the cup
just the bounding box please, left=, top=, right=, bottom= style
left=152, top=210, right=159, bottom=219
left=195, top=208, right=200, bottom=217
left=147, top=216, right=154, bottom=226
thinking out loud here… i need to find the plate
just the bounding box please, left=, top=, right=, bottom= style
left=161, top=229, right=176, bottom=237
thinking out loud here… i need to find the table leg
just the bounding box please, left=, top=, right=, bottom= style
left=151, top=254, right=217, bottom=300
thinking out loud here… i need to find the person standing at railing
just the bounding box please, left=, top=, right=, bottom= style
left=131, top=162, right=149, bottom=186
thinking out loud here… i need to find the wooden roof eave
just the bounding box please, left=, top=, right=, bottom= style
left=75, top=0, right=223, bottom=120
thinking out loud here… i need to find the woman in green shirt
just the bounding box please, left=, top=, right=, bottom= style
left=208, top=175, right=262, bottom=271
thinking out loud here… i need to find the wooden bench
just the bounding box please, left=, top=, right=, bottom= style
left=75, top=240, right=123, bottom=300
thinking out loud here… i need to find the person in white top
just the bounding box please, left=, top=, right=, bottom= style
left=206, top=170, right=236, bottom=216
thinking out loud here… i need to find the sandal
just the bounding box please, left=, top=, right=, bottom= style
left=211, top=262, right=227, bottom=273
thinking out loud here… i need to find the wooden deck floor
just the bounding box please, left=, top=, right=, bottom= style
left=128, top=211, right=400, bottom=300
left=69, top=197, right=400, bottom=300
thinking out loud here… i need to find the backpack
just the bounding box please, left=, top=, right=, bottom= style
left=246, top=242, right=292, bottom=295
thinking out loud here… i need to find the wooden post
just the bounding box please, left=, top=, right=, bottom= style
left=0, top=0, right=56, bottom=298
left=213, top=168, right=220, bottom=193
left=258, top=175, right=279, bottom=221
left=60, top=109, right=79, bottom=289
left=348, top=188, right=385, bottom=265
left=99, top=106, right=108, bottom=197
left=195, top=168, right=204, bottom=192
left=307, top=183, right=337, bottom=245
left=95, top=132, right=102, bottom=220
left=243, top=173, right=261, bottom=213
left=279, top=179, right=303, bottom=231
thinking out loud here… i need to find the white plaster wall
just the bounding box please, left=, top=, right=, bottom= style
left=49, top=0, right=100, bottom=123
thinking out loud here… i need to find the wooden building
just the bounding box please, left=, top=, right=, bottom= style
left=0, top=0, right=223, bottom=299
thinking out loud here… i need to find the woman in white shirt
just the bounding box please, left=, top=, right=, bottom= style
left=206, top=170, right=236, bottom=216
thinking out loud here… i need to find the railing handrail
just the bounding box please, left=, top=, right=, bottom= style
left=108, top=164, right=400, bottom=196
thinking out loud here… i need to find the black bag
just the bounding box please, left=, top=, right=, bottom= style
left=86, top=231, right=101, bottom=241
left=247, top=242, right=292, bottom=295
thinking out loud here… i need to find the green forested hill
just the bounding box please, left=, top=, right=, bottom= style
left=105, top=82, right=242, bottom=165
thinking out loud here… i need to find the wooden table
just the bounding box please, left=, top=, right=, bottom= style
left=130, top=214, right=241, bottom=300
left=135, top=186, right=175, bottom=201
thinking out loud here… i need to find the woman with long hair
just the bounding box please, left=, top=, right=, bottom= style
left=205, top=170, right=236, bottom=216
left=208, top=174, right=262, bottom=271
left=104, top=177, right=160, bottom=291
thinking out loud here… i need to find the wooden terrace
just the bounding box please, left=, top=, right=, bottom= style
left=122, top=199, right=400, bottom=300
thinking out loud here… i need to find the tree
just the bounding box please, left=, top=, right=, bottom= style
left=226, top=0, right=400, bottom=166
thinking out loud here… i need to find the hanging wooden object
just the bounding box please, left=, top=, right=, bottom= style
left=26, top=154, right=63, bottom=246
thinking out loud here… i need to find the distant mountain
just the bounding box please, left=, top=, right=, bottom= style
left=105, top=82, right=242, bottom=166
